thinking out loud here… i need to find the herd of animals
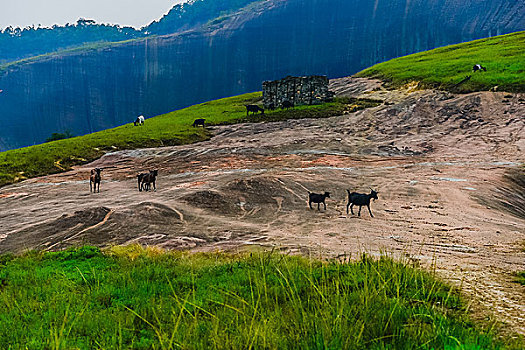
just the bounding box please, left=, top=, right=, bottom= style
left=190, top=101, right=295, bottom=128
left=89, top=168, right=158, bottom=193
left=90, top=167, right=379, bottom=217
left=133, top=64, right=487, bottom=129
left=134, top=100, right=295, bottom=130
left=100, top=99, right=380, bottom=217
left=308, top=189, right=379, bottom=217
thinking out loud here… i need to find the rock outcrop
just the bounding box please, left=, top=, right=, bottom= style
left=263, top=76, right=334, bottom=108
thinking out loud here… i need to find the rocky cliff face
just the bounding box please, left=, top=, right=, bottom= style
left=0, top=0, right=523, bottom=150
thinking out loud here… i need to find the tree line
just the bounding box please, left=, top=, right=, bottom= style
left=0, top=0, right=259, bottom=65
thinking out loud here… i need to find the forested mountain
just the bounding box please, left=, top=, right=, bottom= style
left=0, top=0, right=524, bottom=151
left=0, top=20, right=141, bottom=64
left=0, top=0, right=259, bottom=64
left=146, top=0, right=257, bottom=35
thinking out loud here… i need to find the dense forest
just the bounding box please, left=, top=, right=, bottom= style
left=0, top=19, right=141, bottom=64
left=146, top=0, right=257, bottom=34
left=0, top=0, right=260, bottom=64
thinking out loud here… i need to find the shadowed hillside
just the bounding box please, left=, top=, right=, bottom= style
left=1, top=0, right=524, bottom=150
left=0, top=0, right=259, bottom=64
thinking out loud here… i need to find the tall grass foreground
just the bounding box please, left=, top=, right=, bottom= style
left=0, top=246, right=513, bottom=349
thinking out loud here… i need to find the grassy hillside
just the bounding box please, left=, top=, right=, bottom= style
left=0, top=246, right=519, bottom=349
left=358, top=31, right=525, bottom=93
left=0, top=93, right=376, bottom=187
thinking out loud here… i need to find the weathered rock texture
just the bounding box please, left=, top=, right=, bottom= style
left=1, top=0, right=524, bottom=150
left=1, top=78, right=524, bottom=334
left=263, top=76, right=334, bottom=108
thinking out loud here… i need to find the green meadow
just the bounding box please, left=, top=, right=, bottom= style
left=358, top=31, right=525, bottom=93
left=0, top=246, right=520, bottom=349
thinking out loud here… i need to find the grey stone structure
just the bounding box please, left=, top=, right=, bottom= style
left=262, top=75, right=334, bottom=109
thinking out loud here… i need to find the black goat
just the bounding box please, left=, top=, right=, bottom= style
left=137, top=172, right=148, bottom=192
left=346, top=189, right=379, bottom=217
left=245, top=105, right=264, bottom=116
left=138, top=170, right=158, bottom=192
left=473, top=64, right=487, bottom=72
left=308, top=191, right=330, bottom=211
left=281, top=100, right=294, bottom=110
left=192, top=119, right=206, bottom=127
left=90, top=168, right=102, bottom=193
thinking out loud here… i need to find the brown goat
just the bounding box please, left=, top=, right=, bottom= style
left=90, top=168, right=102, bottom=193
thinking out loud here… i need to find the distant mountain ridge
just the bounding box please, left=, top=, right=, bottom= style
left=0, top=0, right=524, bottom=151
left=0, top=0, right=259, bottom=64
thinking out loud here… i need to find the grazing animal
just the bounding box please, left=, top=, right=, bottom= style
left=472, top=64, right=487, bottom=72
left=192, top=119, right=206, bottom=127
left=90, top=168, right=102, bottom=193
left=134, top=115, right=145, bottom=126
left=139, top=170, right=158, bottom=192
left=346, top=188, right=379, bottom=217
left=137, top=172, right=148, bottom=192
left=281, top=100, right=294, bottom=110
left=308, top=191, right=331, bottom=211
left=245, top=105, right=264, bottom=116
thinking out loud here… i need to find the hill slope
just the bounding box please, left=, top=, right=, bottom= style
left=0, top=93, right=365, bottom=187
left=358, top=31, right=525, bottom=92
left=1, top=0, right=524, bottom=151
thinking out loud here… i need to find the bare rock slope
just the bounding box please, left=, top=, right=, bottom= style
left=1, top=77, right=524, bottom=334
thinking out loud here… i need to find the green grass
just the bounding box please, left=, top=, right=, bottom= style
left=519, top=241, right=525, bottom=286
left=358, top=31, right=525, bottom=93
left=517, top=271, right=525, bottom=286
left=0, top=246, right=519, bottom=349
left=0, top=93, right=375, bottom=187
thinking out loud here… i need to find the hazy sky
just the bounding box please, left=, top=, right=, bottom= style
left=1, top=0, right=186, bottom=29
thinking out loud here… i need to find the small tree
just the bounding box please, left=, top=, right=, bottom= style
left=45, top=130, right=74, bottom=142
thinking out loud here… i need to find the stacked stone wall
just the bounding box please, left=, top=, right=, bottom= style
left=262, top=76, right=334, bottom=108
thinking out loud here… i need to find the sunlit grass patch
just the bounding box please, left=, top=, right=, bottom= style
left=0, top=246, right=520, bottom=349
left=358, top=31, right=525, bottom=93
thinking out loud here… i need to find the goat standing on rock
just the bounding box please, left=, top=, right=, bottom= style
left=346, top=188, right=379, bottom=217
left=308, top=191, right=330, bottom=211
left=90, top=168, right=102, bottom=193
left=138, top=170, right=158, bottom=192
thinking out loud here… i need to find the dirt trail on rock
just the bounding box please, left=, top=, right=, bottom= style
left=1, top=77, right=524, bottom=334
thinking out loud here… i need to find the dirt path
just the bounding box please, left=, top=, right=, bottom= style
left=1, top=77, right=524, bottom=334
